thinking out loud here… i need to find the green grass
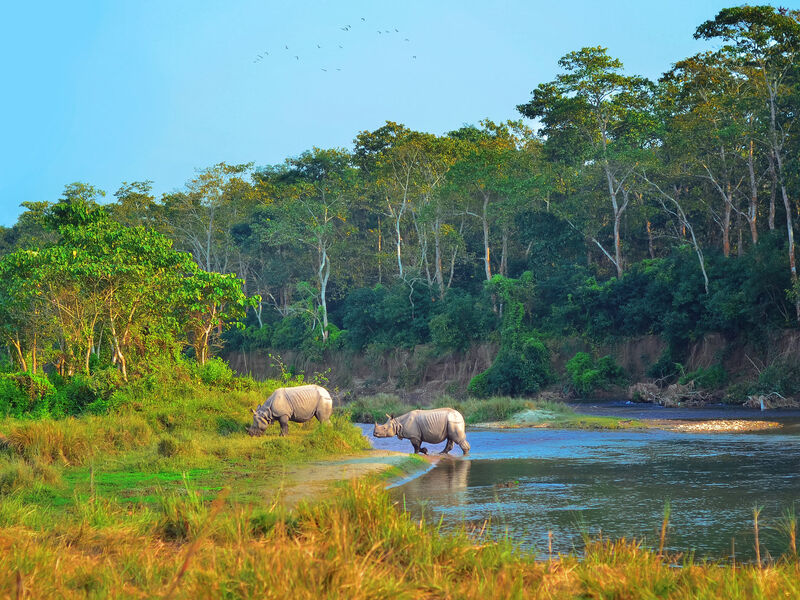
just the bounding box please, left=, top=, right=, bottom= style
left=342, top=393, right=643, bottom=429
left=0, top=374, right=371, bottom=518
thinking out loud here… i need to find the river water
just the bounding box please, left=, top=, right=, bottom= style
left=357, top=405, right=800, bottom=561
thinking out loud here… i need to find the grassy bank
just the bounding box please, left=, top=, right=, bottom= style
left=0, top=373, right=372, bottom=512
left=345, top=394, right=644, bottom=429
left=1, top=479, right=798, bottom=598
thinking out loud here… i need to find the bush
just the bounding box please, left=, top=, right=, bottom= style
left=469, top=335, right=551, bottom=397
left=0, top=373, right=57, bottom=418
left=753, top=359, right=800, bottom=396
left=466, top=371, right=489, bottom=398
left=194, top=357, right=234, bottom=387
left=566, top=352, right=626, bottom=396
left=679, top=364, right=727, bottom=389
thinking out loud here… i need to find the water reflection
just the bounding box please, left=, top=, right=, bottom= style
left=399, top=458, right=471, bottom=508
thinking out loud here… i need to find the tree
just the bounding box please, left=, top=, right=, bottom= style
left=260, top=148, right=356, bottom=341
left=696, top=6, right=800, bottom=318
left=160, top=163, right=255, bottom=274
left=111, top=181, right=158, bottom=228
left=518, top=47, right=655, bottom=277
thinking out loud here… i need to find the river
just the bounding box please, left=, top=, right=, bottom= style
left=357, top=403, right=800, bottom=561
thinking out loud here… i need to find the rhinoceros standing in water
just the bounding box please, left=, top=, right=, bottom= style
left=373, top=408, right=470, bottom=455
left=248, top=384, right=333, bottom=437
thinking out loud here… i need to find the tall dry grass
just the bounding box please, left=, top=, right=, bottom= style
left=1, top=481, right=799, bottom=599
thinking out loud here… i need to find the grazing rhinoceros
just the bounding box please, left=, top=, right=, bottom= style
left=248, top=384, right=333, bottom=437
left=373, top=408, right=470, bottom=455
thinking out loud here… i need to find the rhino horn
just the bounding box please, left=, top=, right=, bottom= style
left=385, top=413, right=392, bottom=420
left=251, top=408, right=256, bottom=415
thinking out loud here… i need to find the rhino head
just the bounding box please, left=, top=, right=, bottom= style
left=248, top=407, right=273, bottom=436
left=373, top=414, right=399, bottom=438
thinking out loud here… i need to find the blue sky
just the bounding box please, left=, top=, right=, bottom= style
left=1, top=0, right=796, bottom=226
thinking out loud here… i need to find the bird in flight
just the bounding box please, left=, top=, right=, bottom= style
left=361, top=17, right=365, bottom=21
left=321, top=68, right=327, bottom=71
left=317, top=44, right=321, bottom=48
left=295, top=55, right=299, bottom=60
left=404, top=38, right=409, bottom=42
left=285, top=45, right=288, bottom=50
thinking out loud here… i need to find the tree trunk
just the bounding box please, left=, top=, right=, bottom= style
left=481, top=193, right=491, bottom=281
left=779, top=177, right=799, bottom=321
left=768, top=152, right=777, bottom=231
left=500, top=230, right=508, bottom=277
left=10, top=337, right=27, bottom=372
left=722, top=186, right=732, bottom=258
left=319, top=243, right=330, bottom=341
left=433, top=216, right=444, bottom=298
left=647, top=221, right=655, bottom=259
left=747, top=139, right=759, bottom=244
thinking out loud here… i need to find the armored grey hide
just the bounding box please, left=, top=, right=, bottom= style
left=373, top=408, right=470, bottom=455
left=248, top=384, right=333, bottom=437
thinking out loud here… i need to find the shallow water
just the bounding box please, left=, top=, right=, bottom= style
left=359, top=416, right=800, bottom=560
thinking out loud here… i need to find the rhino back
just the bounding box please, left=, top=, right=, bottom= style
left=400, top=409, right=451, bottom=443
left=283, top=385, right=325, bottom=421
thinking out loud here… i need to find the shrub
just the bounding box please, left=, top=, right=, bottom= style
left=469, top=335, right=551, bottom=397
left=753, top=359, right=800, bottom=396
left=0, top=373, right=57, bottom=418
left=566, top=352, right=626, bottom=396
left=679, top=364, right=727, bottom=389
left=194, top=357, right=234, bottom=387
left=466, top=371, right=490, bottom=398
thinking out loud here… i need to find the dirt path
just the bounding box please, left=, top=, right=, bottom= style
left=268, top=450, right=424, bottom=505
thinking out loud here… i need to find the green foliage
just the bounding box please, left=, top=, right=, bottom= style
left=466, top=371, right=489, bottom=398
left=429, top=289, right=495, bottom=353
left=340, top=283, right=434, bottom=351
left=469, top=274, right=552, bottom=397
left=192, top=357, right=235, bottom=387
left=679, top=364, right=727, bottom=389
left=565, top=352, right=626, bottom=396
left=752, top=359, right=800, bottom=397
left=0, top=373, right=57, bottom=418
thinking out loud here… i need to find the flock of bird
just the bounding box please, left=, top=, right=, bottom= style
left=252, top=16, right=415, bottom=71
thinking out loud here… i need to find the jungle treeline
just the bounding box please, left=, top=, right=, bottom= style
left=2, top=6, right=800, bottom=398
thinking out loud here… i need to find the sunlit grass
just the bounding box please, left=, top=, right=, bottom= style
left=1, top=480, right=799, bottom=598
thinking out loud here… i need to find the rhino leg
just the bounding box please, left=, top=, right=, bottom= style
left=278, top=415, right=290, bottom=437
left=446, top=414, right=470, bottom=455
left=440, top=439, right=454, bottom=455
left=410, top=439, right=427, bottom=454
